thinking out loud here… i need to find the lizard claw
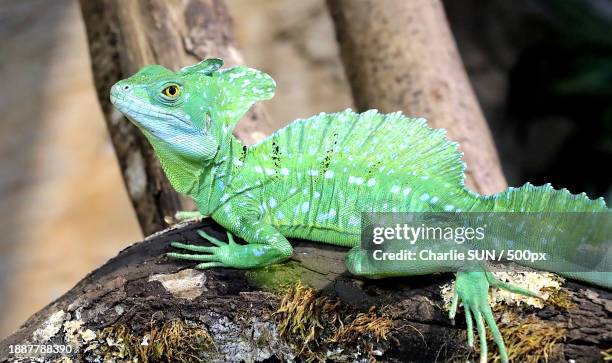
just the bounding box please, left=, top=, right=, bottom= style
left=166, top=230, right=234, bottom=269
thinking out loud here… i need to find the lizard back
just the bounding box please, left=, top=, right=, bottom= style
left=231, top=109, right=473, bottom=243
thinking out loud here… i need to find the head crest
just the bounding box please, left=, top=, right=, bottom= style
left=179, top=58, right=223, bottom=76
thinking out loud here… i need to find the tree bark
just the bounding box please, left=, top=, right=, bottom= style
left=0, top=220, right=609, bottom=362
left=327, top=0, right=507, bottom=195
left=79, top=0, right=275, bottom=235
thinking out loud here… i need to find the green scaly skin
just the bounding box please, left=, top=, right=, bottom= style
left=110, top=58, right=610, bottom=363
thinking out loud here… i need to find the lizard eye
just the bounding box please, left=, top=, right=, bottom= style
left=161, top=84, right=180, bottom=99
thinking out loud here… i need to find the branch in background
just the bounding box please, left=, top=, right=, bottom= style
left=79, top=0, right=275, bottom=235
left=327, top=0, right=507, bottom=195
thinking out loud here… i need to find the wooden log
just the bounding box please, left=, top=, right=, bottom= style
left=326, top=0, right=507, bottom=195
left=0, top=220, right=609, bottom=362
left=79, top=0, right=275, bottom=235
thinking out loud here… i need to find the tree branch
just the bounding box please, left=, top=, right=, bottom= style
left=327, top=0, right=507, bottom=194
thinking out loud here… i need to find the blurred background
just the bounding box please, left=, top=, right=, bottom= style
left=0, top=0, right=610, bottom=338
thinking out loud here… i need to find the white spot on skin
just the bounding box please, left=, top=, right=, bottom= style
left=280, top=168, right=289, bottom=175
left=254, top=166, right=263, bottom=173
left=265, top=168, right=275, bottom=176
left=301, top=202, right=310, bottom=212
left=390, top=185, right=401, bottom=194
left=253, top=247, right=266, bottom=256
left=348, top=216, right=360, bottom=226
left=314, top=191, right=321, bottom=198
left=444, top=205, right=454, bottom=211
left=276, top=211, right=285, bottom=220
left=367, top=178, right=376, bottom=187
left=268, top=197, right=277, bottom=208
left=430, top=196, right=439, bottom=203
left=348, top=176, right=364, bottom=185
left=324, top=170, right=334, bottom=179
left=308, top=169, right=319, bottom=176
left=289, top=188, right=297, bottom=195
left=402, top=187, right=412, bottom=196
left=420, top=193, right=430, bottom=202
left=317, top=209, right=337, bottom=222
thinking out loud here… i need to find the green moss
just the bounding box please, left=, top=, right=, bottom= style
left=273, top=282, right=392, bottom=361
left=479, top=311, right=566, bottom=363
left=329, top=306, right=392, bottom=344
left=541, top=286, right=575, bottom=310
left=95, top=319, right=216, bottom=363
left=245, top=261, right=305, bottom=292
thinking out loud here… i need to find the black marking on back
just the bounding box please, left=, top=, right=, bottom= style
left=320, top=132, right=338, bottom=174
left=271, top=140, right=281, bottom=172
left=239, top=145, right=248, bottom=162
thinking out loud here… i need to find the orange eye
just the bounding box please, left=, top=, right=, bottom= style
left=162, top=85, right=180, bottom=98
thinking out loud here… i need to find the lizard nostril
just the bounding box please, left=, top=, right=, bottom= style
left=123, top=85, right=130, bottom=90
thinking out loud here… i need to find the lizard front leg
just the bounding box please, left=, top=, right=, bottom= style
left=168, top=205, right=293, bottom=269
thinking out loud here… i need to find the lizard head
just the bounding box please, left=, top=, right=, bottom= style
left=110, top=58, right=275, bottom=194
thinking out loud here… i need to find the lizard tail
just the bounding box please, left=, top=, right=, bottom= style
left=479, top=183, right=611, bottom=288
left=483, top=182, right=608, bottom=213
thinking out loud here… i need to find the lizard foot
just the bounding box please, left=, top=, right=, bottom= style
left=167, top=230, right=235, bottom=269
left=449, top=270, right=540, bottom=363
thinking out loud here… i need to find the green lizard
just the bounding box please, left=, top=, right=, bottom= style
left=110, top=58, right=611, bottom=363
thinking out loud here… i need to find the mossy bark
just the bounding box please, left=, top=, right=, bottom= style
left=0, top=220, right=609, bottom=362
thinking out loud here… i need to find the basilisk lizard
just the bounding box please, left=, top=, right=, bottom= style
left=110, top=58, right=611, bottom=363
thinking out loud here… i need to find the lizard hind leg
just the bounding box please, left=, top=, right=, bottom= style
left=450, top=270, right=540, bottom=363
